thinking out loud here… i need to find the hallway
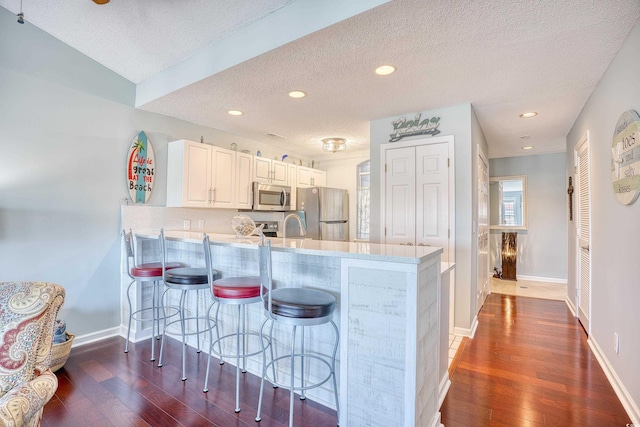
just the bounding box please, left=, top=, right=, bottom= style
left=441, top=293, right=630, bottom=426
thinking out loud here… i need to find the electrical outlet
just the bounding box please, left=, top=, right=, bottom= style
left=198, top=219, right=205, bottom=230
left=614, top=333, right=620, bottom=354
left=183, top=219, right=191, bottom=230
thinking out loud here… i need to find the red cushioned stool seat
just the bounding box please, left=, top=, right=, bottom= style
left=213, top=276, right=262, bottom=299
left=131, top=262, right=182, bottom=278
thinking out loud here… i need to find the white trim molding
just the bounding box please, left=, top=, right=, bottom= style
left=454, top=316, right=478, bottom=338
left=588, top=336, right=639, bottom=424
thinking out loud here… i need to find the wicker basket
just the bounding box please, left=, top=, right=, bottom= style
left=50, top=333, right=74, bottom=372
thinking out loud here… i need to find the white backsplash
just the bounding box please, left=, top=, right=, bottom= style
left=121, top=205, right=238, bottom=234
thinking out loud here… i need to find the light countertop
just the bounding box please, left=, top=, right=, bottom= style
left=137, top=229, right=443, bottom=264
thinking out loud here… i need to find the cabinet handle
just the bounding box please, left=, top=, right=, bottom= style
left=581, top=245, right=589, bottom=252
left=406, top=242, right=414, bottom=246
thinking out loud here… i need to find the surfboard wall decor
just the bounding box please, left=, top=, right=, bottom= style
left=127, top=131, right=155, bottom=204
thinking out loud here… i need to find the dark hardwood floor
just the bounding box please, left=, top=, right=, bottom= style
left=42, top=335, right=337, bottom=427
left=441, top=293, right=631, bottom=426
left=43, top=293, right=631, bottom=426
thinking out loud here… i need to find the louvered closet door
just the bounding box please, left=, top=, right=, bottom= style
left=576, top=135, right=591, bottom=332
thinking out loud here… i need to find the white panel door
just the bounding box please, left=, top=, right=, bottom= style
left=576, top=134, right=591, bottom=332
left=415, top=143, right=450, bottom=260
left=385, top=146, right=416, bottom=245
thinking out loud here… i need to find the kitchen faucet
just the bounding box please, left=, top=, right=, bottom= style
left=283, top=213, right=306, bottom=239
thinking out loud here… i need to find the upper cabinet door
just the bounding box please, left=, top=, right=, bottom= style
left=310, top=169, right=325, bottom=187
left=297, top=167, right=312, bottom=187
left=167, top=140, right=212, bottom=208
left=296, top=166, right=325, bottom=188
left=253, top=157, right=288, bottom=185
left=235, top=152, right=253, bottom=209
left=254, top=157, right=273, bottom=184
left=271, top=160, right=288, bottom=185
left=211, top=147, right=235, bottom=208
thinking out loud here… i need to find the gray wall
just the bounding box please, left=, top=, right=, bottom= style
left=566, top=18, right=640, bottom=416
left=490, top=153, right=568, bottom=281
left=370, top=104, right=486, bottom=333
left=0, top=7, right=290, bottom=337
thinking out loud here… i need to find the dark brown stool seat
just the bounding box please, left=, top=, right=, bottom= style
left=266, top=288, right=336, bottom=319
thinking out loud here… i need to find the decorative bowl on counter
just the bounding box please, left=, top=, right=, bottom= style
left=231, top=215, right=257, bottom=238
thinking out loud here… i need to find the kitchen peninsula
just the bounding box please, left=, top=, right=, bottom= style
left=122, top=209, right=449, bottom=427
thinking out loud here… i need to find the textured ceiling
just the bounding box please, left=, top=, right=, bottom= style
left=2, top=0, right=639, bottom=159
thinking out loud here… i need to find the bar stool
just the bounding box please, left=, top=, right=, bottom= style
left=255, top=240, right=339, bottom=427
left=202, top=234, right=270, bottom=413
left=157, top=229, right=217, bottom=381
left=121, top=229, right=182, bottom=361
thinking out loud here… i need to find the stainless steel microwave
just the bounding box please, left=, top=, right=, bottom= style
left=252, top=182, right=292, bottom=211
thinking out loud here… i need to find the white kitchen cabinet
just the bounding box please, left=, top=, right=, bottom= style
left=235, top=151, right=253, bottom=209
left=166, top=139, right=252, bottom=209
left=167, top=139, right=212, bottom=208
left=297, top=166, right=325, bottom=188
left=210, top=146, right=235, bottom=209
left=254, top=157, right=288, bottom=185
left=287, top=163, right=297, bottom=209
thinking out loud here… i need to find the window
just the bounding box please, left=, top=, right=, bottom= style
left=356, top=160, right=370, bottom=241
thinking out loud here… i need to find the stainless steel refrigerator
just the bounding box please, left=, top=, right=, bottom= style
left=291, top=187, right=349, bottom=241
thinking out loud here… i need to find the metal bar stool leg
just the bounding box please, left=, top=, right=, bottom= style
left=180, top=290, right=188, bottom=381
left=124, top=280, right=135, bottom=354
left=203, top=301, right=217, bottom=393
left=158, top=287, right=170, bottom=368
left=300, top=326, right=306, bottom=401
left=234, top=304, right=242, bottom=413
left=150, top=281, right=158, bottom=361
left=331, top=320, right=340, bottom=417
left=289, top=325, right=297, bottom=427
left=255, top=318, right=269, bottom=422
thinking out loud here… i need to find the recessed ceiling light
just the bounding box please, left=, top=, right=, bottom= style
left=288, top=90, right=307, bottom=99
left=519, top=112, right=538, bottom=118
left=375, top=65, right=396, bottom=76
left=522, top=146, right=535, bottom=150
left=228, top=110, right=243, bottom=116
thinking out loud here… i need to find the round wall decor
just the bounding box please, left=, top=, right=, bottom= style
left=611, top=110, right=640, bottom=205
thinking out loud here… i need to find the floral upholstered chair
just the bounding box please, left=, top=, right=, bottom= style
left=0, top=282, right=65, bottom=426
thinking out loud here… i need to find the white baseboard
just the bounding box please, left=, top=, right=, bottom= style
left=515, top=275, right=567, bottom=284
left=429, top=412, right=442, bottom=427
left=588, top=336, right=640, bottom=424
left=565, top=297, right=576, bottom=316
left=453, top=315, right=478, bottom=338
left=438, top=375, right=451, bottom=408
left=71, top=327, right=121, bottom=348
